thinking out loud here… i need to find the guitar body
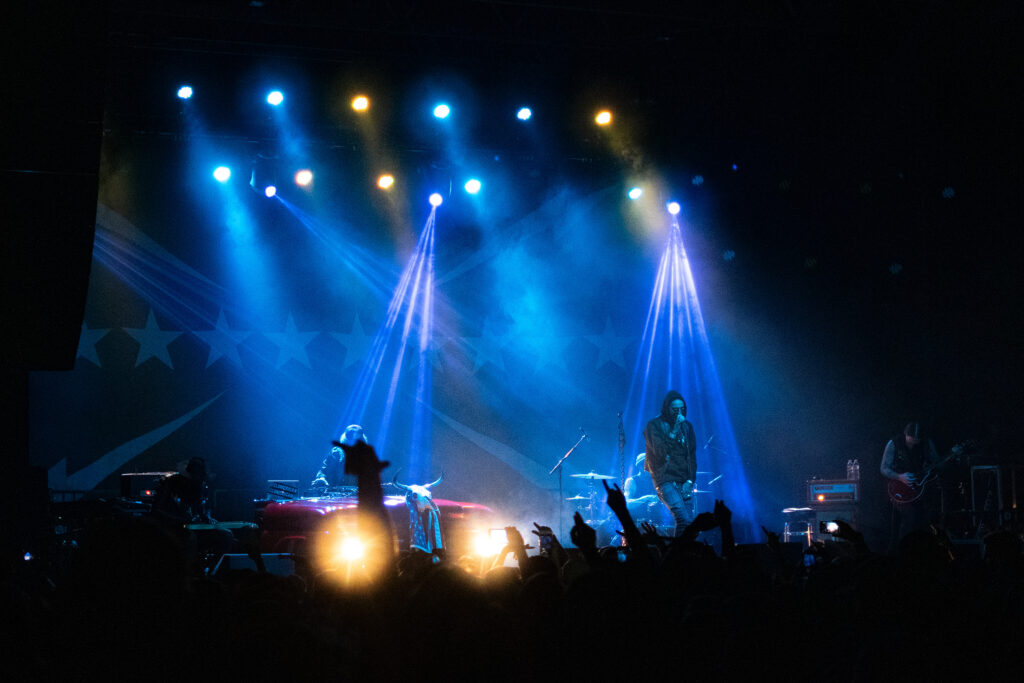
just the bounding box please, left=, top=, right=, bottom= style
left=886, top=442, right=967, bottom=505
left=887, top=478, right=928, bottom=504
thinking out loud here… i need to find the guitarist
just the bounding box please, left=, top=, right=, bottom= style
left=880, top=422, right=940, bottom=553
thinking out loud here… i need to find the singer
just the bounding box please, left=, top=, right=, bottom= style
left=643, top=391, right=698, bottom=536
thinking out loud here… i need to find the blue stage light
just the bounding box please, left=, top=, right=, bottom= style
left=264, top=185, right=277, bottom=198
left=429, top=193, right=443, bottom=207
left=628, top=187, right=643, bottom=200
left=177, top=85, right=193, bottom=100
left=213, top=166, right=232, bottom=183
left=267, top=90, right=284, bottom=106
left=517, top=107, right=532, bottom=121
left=464, top=179, right=482, bottom=194
left=433, top=103, right=450, bottom=119
left=667, top=202, right=681, bottom=215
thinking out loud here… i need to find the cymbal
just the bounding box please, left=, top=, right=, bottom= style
left=565, top=495, right=590, bottom=501
left=571, top=472, right=615, bottom=480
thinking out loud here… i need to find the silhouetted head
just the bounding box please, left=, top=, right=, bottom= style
left=338, top=424, right=367, bottom=446
left=904, top=422, right=923, bottom=448
left=660, top=390, right=686, bottom=421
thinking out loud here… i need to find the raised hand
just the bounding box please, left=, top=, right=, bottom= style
left=689, top=512, right=718, bottom=533
left=761, top=525, right=780, bottom=550
left=570, top=512, right=597, bottom=551
left=337, top=440, right=389, bottom=477
left=505, top=526, right=526, bottom=550
left=713, top=499, right=732, bottom=525
left=602, top=479, right=628, bottom=514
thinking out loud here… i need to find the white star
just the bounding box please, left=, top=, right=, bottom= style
left=77, top=323, right=111, bottom=367
left=330, top=315, right=374, bottom=370
left=124, top=310, right=182, bottom=368
left=193, top=310, right=252, bottom=368
left=585, top=317, right=633, bottom=369
left=264, top=313, right=318, bottom=369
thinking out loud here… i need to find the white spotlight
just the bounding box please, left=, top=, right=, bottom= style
left=433, top=103, right=450, bottom=119
left=339, top=536, right=364, bottom=561
left=213, top=166, right=231, bottom=183
left=177, top=85, right=193, bottom=100
left=628, top=187, right=643, bottom=200
left=667, top=201, right=681, bottom=215
left=517, top=107, right=532, bottom=121
left=264, top=185, right=277, bottom=198
left=428, top=193, right=443, bottom=207
left=464, top=179, right=482, bottom=194
left=295, top=169, right=313, bottom=186
left=267, top=90, right=284, bottom=106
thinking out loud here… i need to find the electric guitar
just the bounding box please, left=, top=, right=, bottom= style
left=887, top=442, right=966, bottom=504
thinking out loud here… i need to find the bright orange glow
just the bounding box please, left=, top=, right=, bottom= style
left=352, top=95, right=369, bottom=111
left=817, top=494, right=825, bottom=502
left=377, top=174, right=395, bottom=189
left=595, top=110, right=612, bottom=125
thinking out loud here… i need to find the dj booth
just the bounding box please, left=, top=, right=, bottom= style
left=257, top=487, right=495, bottom=559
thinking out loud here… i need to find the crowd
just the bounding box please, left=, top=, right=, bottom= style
left=3, top=441, right=1023, bottom=681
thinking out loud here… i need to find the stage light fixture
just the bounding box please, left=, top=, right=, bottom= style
left=517, top=107, right=532, bottom=121
left=433, top=103, right=451, bottom=119
left=595, top=110, right=612, bottom=125
left=264, top=185, right=277, bottom=198
left=464, top=179, right=481, bottom=194
left=267, top=90, right=284, bottom=106
left=667, top=201, right=681, bottom=215
left=213, top=166, right=231, bottom=183
left=378, top=174, right=395, bottom=189
left=295, top=169, right=313, bottom=186
left=177, top=85, right=193, bottom=99
left=628, top=187, right=643, bottom=200
left=352, top=95, right=369, bottom=111
left=429, top=193, right=443, bottom=207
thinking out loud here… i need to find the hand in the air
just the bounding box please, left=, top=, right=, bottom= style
left=337, top=441, right=389, bottom=477
left=532, top=523, right=557, bottom=546
left=570, top=512, right=597, bottom=551
left=713, top=499, right=732, bottom=525
left=690, top=512, right=719, bottom=532
left=505, top=526, right=526, bottom=550
left=603, top=480, right=628, bottom=514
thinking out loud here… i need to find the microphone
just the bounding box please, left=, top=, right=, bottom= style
left=580, top=427, right=590, bottom=441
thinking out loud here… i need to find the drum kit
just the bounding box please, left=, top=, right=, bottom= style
left=565, top=469, right=719, bottom=533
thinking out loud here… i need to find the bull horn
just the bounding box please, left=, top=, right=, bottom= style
left=424, top=471, right=444, bottom=489
left=391, top=469, right=410, bottom=492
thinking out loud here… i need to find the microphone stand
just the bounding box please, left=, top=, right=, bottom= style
left=549, top=431, right=588, bottom=539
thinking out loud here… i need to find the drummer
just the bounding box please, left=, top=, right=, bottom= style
left=624, top=453, right=668, bottom=528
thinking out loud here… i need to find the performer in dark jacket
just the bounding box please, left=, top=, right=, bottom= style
left=643, top=390, right=698, bottom=536
left=312, top=424, right=366, bottom=488
left=880, top=421, right=940, bottom=552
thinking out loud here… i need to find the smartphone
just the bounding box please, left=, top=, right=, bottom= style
left=539, top=534, right=553, bottom=550
left=819, top=520, right=839, bottom=534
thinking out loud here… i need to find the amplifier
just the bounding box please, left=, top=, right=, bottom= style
left=807, top=479, right=858, bottom=504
